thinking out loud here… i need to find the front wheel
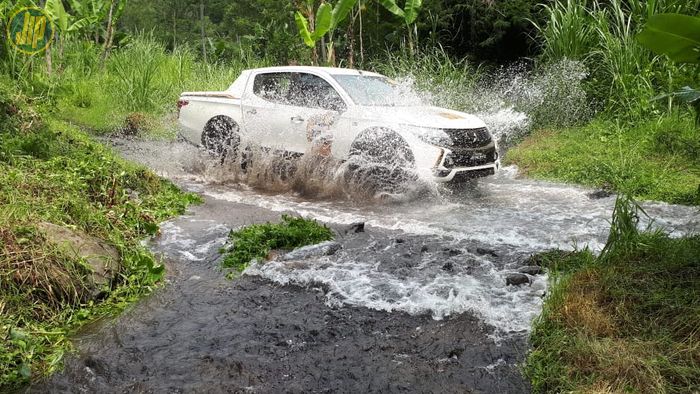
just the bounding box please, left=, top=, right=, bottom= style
left=344, top=128, right=417, bottom=195
left=201, top=116, right=240, bottom=162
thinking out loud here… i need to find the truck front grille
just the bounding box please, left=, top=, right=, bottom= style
left=444, top=127, right=492, bottom=148
left=443, top=146, right=496, bottom=168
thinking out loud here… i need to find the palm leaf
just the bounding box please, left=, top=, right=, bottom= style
left=331, top=0, right=358, bottom=29
left=637, top=13, right=700, bottom=64
left=311, top=2, right=332, bottom=40
left=294, top=11, right=315, bottom=47
left=378, top=0, right=404, bottom=19
left=404, top=0, right=422, bottom=25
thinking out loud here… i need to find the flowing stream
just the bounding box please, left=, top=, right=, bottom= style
left=28, top=137, right=698, bottom=393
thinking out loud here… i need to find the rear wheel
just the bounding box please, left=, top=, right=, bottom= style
left=201, top=116, right=240, bottom=162
left=344, top=128, right=417, bottom=195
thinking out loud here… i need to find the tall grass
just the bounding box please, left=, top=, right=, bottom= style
left=5, top=34, right=271, bottom=134
left=532, top=0, right=700, bottom=119
left=525, top=195, right=700, bottom=393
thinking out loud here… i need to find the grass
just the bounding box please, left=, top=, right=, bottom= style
left=0, top=78, right=201, bottom=390
left=506, top=115, right=700, bottom=206
left=525, top=195, right=700, bottom=393
left=531, top=0, right=699, bottom=119
left=222, top=215, right=334, bottom=271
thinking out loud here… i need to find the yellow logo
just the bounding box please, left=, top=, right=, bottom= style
left=7, top=7, right=55, bottom=55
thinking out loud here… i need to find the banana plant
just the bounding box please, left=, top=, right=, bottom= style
left=637, top=13, right=700, bottom=125
left=45, top=0, right=93, bottom=39
left=67, top=0, right=110, bottom=42
left=377, top=0, right=423, bottom=53
left=295, top=0, right=358, bottom=65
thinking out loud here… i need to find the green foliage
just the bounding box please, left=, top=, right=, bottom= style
left=0, top=82, right=201, bottom=390
left=525, top=197, right=700, bottom=393
left=638, top=13, right=700, bottom=124
left=222, top=215, right=334, bottom=271
left=637, top=13, right=700, bottom=64
left=532, top=0, right=700, bottom=119
left=506, top=116, right=700, bottom=205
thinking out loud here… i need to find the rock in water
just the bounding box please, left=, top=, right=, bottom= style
left=475, top=247, right=498, bottom=257
left=518, top=266, right=544, bottom=275
left=343, top=222, right=365, bottom=234
left=279, top=241, right=342, bottom=261
left=505, top=273, right=531, bottom=286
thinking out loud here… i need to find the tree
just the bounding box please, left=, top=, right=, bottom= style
left=377, top=0, right=422, bottom=54
left=294, top=0, right=357, bottom=65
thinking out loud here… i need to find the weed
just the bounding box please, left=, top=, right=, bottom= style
left=222, top=215, right=334, bottom=271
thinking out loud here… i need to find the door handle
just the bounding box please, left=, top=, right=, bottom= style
left=246, top=109, right=257, bottom=115
left=291, top=116, right=305, bottom=124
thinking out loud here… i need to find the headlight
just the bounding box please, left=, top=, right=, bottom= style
left=401, top=124, right=451, bottom=146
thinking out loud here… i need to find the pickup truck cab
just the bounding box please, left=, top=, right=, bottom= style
left=178, top=66, right=499, bottom=184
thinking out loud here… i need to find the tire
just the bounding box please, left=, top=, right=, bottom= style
left=344, top=128, right=417, bottom=194
left=201, top=116, right=240, bottom=162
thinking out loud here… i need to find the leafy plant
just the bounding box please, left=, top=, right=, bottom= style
left=294, top=0, right=358, bottom=64
left=637, top=13, right=700, bottom=124
left=222, top=215, right=334, bottom=271
left=377, top=0, right=423, bottom=53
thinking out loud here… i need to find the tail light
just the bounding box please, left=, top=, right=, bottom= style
left=176, top=99, right=189, bottom=117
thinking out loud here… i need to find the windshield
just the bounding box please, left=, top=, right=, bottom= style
left=331, top=75, right=423, bottom=106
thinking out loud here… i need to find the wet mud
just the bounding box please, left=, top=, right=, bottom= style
left=29, top=195, right=530, bottom=393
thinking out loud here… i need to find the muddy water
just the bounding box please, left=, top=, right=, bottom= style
left=29, top=139, right=699, bottom=393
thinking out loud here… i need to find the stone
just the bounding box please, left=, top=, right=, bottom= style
left=587, top=189, right=614, bottom=199
left=505, top=273, right=531, bottom=286
left=36, top=222, right=121, bottom=290
left=442, top=262, right=454, bottom=272
left=443, top=248, right=462, bottom=256
left=343, top=222, right=365, bottom=234
left=475, top=247, right=498, bottom=257
left=518, top=265, right=544, bottom=275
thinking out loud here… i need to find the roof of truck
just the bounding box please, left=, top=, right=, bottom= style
left=242, top=66, right=384, bottom=77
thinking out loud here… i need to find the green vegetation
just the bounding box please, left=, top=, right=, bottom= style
left=222, top=215, right=334, bottom=271
left=0, top=78, right=200, bottom=389
left=507, top=116, right=700, bottom=205
left=507, top=0, right=700, bottom=206
left=0, top=0, right=698, bottom=390
left=525, top=196, right=700, bottom=393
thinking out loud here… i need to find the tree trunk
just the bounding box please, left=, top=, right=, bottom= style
left=320, top=36, right=327, bottom=65
left=46, top=46, right=53, bottom=75
left=347, top=11, right=355, bottom=68
left=358, top=1, right=364, bottom=66
left=100, top=0, right=116, bottom=67
left=200, top=0, right=206, bottom=62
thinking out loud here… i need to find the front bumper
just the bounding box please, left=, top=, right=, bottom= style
left=432, top=146, right=500, bottom=182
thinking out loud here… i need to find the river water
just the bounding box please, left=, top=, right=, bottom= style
left=28, top=138, right=698, bottom=393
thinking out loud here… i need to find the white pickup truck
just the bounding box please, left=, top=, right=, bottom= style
left=177, top=66, right=499, bottom=185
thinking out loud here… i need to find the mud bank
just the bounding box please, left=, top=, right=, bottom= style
left=28, top=195, right=530, bottom=393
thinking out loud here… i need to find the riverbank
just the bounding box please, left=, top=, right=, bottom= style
left=506, top=116, right=700, bottom=206
left=0, top=82, right=200, bottom=390
left=524, top=197, right=700, bottom=393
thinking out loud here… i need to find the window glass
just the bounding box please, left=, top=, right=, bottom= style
left=332, top=74, right=423, bottom=106
left=288, top=73, right=346, bottom=111
left=253, top=73, right=292, bottom=104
